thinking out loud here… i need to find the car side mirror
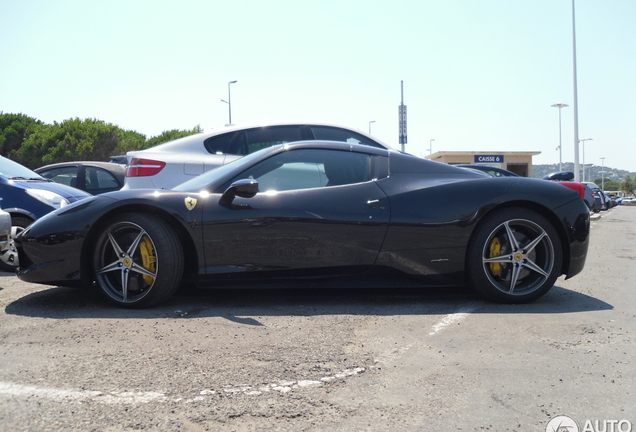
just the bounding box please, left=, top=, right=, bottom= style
left=219, top=179, right=259, bottom=209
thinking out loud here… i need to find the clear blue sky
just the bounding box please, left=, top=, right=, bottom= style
left=1, top=0, right=635, bottom=173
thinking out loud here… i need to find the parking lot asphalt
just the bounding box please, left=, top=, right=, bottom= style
left=0, top=206, right=634, bottom=432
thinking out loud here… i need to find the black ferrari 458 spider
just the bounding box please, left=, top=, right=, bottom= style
left=15, top=141, right=590, bottom=308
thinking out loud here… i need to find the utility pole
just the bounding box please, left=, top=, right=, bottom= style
left=571, top=0, right=581, bottom=181
left=600, top=157, right=605, bottom=191
left=551, top=103, right=568, bottom=171
left=220, top=80, right=237, bottom=126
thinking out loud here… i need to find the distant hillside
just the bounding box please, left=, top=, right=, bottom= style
left=532, top=163, right=636, bottom=182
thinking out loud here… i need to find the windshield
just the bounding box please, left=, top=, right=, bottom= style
left=0, top=156, right=46, bottom=180
left=172, top=144, right=284, bottom=192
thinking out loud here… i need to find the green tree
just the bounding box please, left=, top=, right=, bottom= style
left=620, top=175, right=635, bottom=197
left=0, top=112, right=43, bottom=156
left=114, top=129, right=147, bottom=156
left=3, top=112, right=205, bottom=167
left=143, top=125, right=203, bottom=149
left=12, top=118, right=123, bottom=168
left=599, top=180, right=621, bottom=191
left=593, top=178, right=622, bottom=191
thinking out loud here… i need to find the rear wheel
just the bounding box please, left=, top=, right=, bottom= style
left=466, top=208, right=562, bottom=303
left=92, top=213, right=184, bottom=308
left=0, top=216, right=33, bottom=272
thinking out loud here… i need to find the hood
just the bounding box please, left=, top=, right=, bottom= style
left=10, top=178, right=92, bottom=201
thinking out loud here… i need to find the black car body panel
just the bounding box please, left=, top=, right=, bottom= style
left=456, top=164, right=520, bottom=177
left=16, top=191, right=203, bottom=285
left=16, top=142, right=590, bottom=302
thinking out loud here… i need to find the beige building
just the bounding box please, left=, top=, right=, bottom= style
left=425, top=151, right=541, bottom=177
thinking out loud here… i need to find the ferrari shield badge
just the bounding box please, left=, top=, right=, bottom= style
left=184, top=197, right=197, bottom=211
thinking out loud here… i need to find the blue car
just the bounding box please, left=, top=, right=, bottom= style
left=0, top=155, right=91, bottom=271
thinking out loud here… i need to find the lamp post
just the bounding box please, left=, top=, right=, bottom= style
left=220, top=80, right=237, bottom=126
left=368, top=120, right=376, bottom=134
left=579, top=138, right=592, bottom=181
left=571, top=0, right=581, bottom=182
left=429, top=139, right=435, bottom=154
left=600, top=157, right=605, bottom=191
left=551, top=103, right=569, bottom=171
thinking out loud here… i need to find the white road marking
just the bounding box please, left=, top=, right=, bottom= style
left=0, top=381, right=166, bottom=404
left=0, top=306, right=480, bottom=404
left=371, top=303, right=481, bottom=366
left=0, top=367, right=366, bottom=404
left=429, top=304, right=480, bottom=336
left=193, top=367, right=366, bottom=399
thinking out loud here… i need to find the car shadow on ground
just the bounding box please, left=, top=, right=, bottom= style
left=3, top=281, right=613, bottom=322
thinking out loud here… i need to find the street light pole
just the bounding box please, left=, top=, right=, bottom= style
left=222, top=80, right=237, bottom=125
left=571, top=0, right=581, bottom=182
left=429, top=139, right=435, bottom=155
left=551, top=103, right=569, bottom=171
left=600, top=157, right=605, bottom=191
left=579, top=138, right=592, bottom=181
left=227, top=80, right=237, bottom=125
left=368, top=120, right=376, bottom=134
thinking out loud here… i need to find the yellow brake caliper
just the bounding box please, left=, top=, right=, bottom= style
left=489, top=237, right=501, bottom=276
left=139, top=236, right=156, bottom=285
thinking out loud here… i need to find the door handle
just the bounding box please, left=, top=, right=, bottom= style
left=366, top=199, right=386, bottom=209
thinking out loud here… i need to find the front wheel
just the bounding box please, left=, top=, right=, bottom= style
left=466, top=208, right=562, bottom=303
left=92, top=213, right=184, bottom=308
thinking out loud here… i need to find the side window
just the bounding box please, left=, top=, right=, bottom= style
left=309, top=126, right=384, bottom=148
left=203, top=132, right=237, bottom=155
left=227, top=149, right=372, bottom=193
left=85, top=167, right=120, bottom=191
left=257, top=161, right=327, bottom=192
left=244, top=126, right=303, bottom=155
left=38, top=166, right=78, bottom=187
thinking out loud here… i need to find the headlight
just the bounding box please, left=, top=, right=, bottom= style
left=26, top=189, right=70, bottom=209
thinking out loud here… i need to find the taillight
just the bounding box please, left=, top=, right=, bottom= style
left=126, top=158, right=166, bottom=177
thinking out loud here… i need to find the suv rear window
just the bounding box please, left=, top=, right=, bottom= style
left=204, top=127, right=304, bottom=156
left=243, top=126, right=303, bottom=154
left=309, top=126, right=384, bottom=148
left=204, top=132, right=237, bottom=154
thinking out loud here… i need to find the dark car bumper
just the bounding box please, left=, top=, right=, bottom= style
left=15, top=196, right=112, bottom=286
left=558, top=198, right=590, bottom=279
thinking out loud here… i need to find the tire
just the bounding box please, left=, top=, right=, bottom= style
left=92, top=213, right=184, bottom=308
left=0, top=216, right=33, bottom=272
left=466, top=208, right=562, bottom=303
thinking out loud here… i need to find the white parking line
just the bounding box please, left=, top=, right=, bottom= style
left=0, top=306, right=480, bottom=404
left=429, top=304, right=480, bottom=336
left=371, top=303, right=481, bottom=366
left=0, top=367, right=367, bottom=404
left=0, top=381, right=166, bottom=404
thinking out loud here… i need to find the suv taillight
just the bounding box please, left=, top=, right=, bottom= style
left=126, top=158, right=166, bottom=177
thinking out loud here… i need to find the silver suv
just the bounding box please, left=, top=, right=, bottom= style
left=123, top=122, right=393, bottom=190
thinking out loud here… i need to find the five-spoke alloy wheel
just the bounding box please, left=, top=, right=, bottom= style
left=467, top=208, right=562, bottom=303
left=93, top=213, right=184, bottom=308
